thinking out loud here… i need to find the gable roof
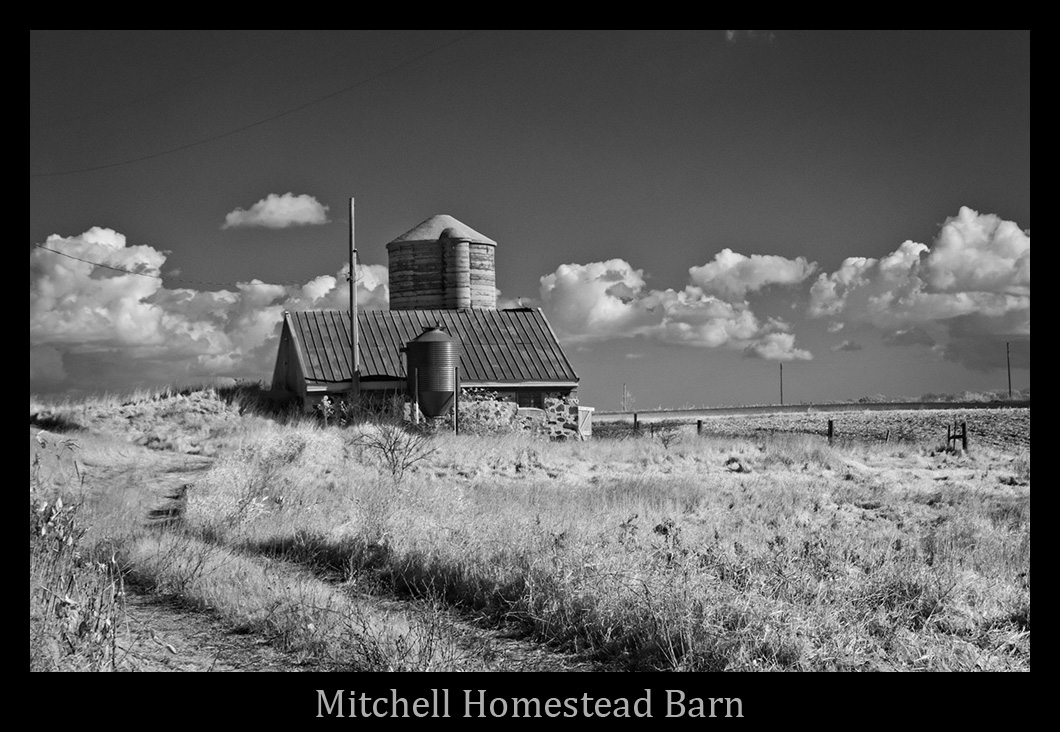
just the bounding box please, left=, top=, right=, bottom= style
left=285, top=308, right=578, bottom=386
left=387, top=214, right=497, bottom=247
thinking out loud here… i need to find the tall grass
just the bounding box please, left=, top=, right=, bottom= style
left=30, top=388, right=491, bottom=671
left=30, top=431, right=125, bottom=671
left=30, top=385, right=1030, bottom=671
left=177, top=422, right=1030, bottom=671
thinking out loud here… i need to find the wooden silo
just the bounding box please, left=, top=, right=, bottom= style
left=387, top=214, right=497, bottom=310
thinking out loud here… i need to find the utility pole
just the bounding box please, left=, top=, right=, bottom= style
left=349, top=198, right=360, bottom=403
left=1007, top=342, right=1012, bottom=398
left=780, top=363, right=784, bottom=406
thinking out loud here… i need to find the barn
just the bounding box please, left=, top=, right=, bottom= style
left=271, top=214, right=589, bottom=435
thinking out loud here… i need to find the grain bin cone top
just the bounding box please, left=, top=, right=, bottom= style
left=388, top=214, right=497, bottom=247
left=386, top=215, right=498, bottom=310
left=405, top=325, right=462, bottom=418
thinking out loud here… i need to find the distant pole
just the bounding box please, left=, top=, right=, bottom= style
left=780, top=363, right=784, bottom=406
left=349, top=198, right=360, bottom=402
left=1007, top=342, right=1012, bottom=398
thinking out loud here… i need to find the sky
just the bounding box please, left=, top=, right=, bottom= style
left=30, top=30, right=1030, bottom=409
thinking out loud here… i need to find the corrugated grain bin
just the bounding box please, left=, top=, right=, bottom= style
left=405, top=326, right=461, bottom=418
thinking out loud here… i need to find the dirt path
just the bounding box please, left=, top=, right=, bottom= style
left=116, top=591, right=312, bottom=672
left=118, top=576, right=602, bottom=673
left=91, top=439, right=604, bottom=672
left=68, top=441, right=313, bottom=671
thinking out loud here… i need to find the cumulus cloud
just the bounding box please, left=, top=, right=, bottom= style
left=538, top=259, right=655, bottom=339
left=31, top=227, right=168, bottom=349
left=222, top=192, right=330, bottom=229
left=808, top=207, right=1029, bottom=370
left=744, top=332, right=812, bottom=361
left=539, top=252, right=814, bottom=361
left=30, top=228, right=388, bottom=394
left=689, top=248, right=816, bottom=301
left=925, top=208, right=1030, bottom=295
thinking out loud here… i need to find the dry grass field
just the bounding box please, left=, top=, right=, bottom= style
left=30, top=386, right=1030, bottom=672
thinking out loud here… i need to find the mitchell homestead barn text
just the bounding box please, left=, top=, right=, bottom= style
left=271, top=214, right=593, bottom=438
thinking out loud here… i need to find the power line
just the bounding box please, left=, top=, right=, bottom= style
left=31, top=31, right=476, bottom=178
left=33, top=243, right=168, bottom=279
left=32, top=242, right=369, bottom=289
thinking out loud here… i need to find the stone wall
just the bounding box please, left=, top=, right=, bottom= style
left=543, top=396, right=583, bottom=440
left=402, top=389, right=586, bottom=439
left=309, top=389, right=588, bottom=439
left=458, top=396, right=520, bottom=435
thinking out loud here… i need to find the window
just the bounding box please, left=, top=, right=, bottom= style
left=517, top=391, right=543, bottom=409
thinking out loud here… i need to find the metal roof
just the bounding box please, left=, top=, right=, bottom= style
left=286, top=308, right=578, bottom=385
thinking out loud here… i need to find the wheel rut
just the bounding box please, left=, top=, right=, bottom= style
left=122, top=450, right=606, bottom=672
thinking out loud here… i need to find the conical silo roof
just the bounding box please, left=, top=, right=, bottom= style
left=387, top=214, right=497, bottom=247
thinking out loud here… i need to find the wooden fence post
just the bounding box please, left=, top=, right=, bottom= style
left=697, top=419, right=703, bottom=435
left=827, top=419, right=834, bottom=446
left=633, top=413, right=638, bottom=431
left=945, top=420, right=969, bottom=452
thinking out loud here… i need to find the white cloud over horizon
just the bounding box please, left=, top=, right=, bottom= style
left=222, top=192, right=330, bottom=229
left=30, top=227, right=387, bottom=394
left=30, top=207, right=1030, bottom=396
left=808, top=207, right=1029, bottom=370
left=538, top=252, right=815, bottom=361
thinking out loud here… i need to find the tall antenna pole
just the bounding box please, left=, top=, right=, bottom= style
left=779, top=363, right=784, bottom=406
left=349, top=198, right=360, bottom=401
left=1006, top=342, right=1012, bottom=398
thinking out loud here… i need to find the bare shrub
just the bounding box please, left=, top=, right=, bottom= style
left=353, top=423, right=437, bottom=484
left=656, top=427, right=682, bottom=450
